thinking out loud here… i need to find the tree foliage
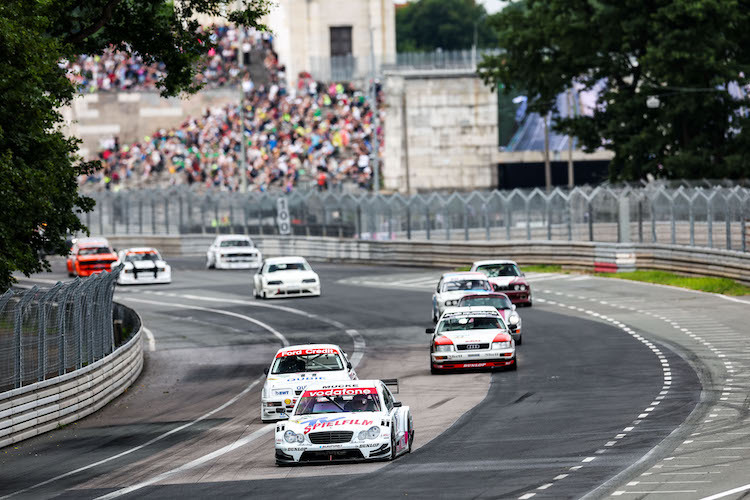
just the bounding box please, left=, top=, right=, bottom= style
left=0, top=0, right=269, bottom=289
left=396, top=0, right=497, bottom=52
left=479, top=0, right=750, bottom=181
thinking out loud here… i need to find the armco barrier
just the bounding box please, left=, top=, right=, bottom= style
left=0, top=304, right=143, bottom=449
left=104, top=234, right=750, bottom=285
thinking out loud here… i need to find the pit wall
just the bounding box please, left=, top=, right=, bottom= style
left=0, top=305, right=143, bottom=449
left=105, top=235, right=750, bottom=286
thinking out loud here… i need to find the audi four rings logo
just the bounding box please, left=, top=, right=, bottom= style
left=466, top=344, right=481, bottom=349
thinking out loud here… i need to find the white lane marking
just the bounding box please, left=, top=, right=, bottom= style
left=0, top=377, right=265, bottom=499
left=142, top=327, right=156, bottom=352
left=700, top=483, right=750, bottom=500
left=122, top=297, right=289, bottom=347
left=95, top=425, right=273, bottom=499
left=166, top=293, right=365, bottom=368
left=518, top=494, right=536, bottom=499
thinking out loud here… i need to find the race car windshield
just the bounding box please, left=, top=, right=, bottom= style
left=78, top=247, right=112, bottom=256
left=219, top=240, right=251, bottom=247
left=124, top=253, right=159, bottom=262
left=442, top=279, right=491, bottom=292
left=437, top=316, right=505, bottom=332
left=268, top=262, right=309, bottom=272
left=271, top=353, right=344, bottom=374
left=459, top=296, right=513, bottom=309
left=295, top=393, right=381, bottom=415
left=475, top=264, right=521, bottom=277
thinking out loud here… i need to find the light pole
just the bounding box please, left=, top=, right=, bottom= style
left=238, top=25, right=247, bottom=193
left=369, top=28, right=380, bottom=193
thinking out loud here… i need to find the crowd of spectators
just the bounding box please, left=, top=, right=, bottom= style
left=63, top=25, right=264, bottom=92
left=80, top=28, right=384, bottom=192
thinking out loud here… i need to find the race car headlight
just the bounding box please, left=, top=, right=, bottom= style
left=358, top=426, right=381, bottom=440
left=284, top=430, right=304, bottom=443
left=508, top=313, right=520, bottom=325
left=519, top=284, right=527, bottom=291
left=514, top=285, right=520, bottom=290
left=267, top=280, right=283, bottom=285
left=302, top=278, right=317, bottom=283
left=492, top=341, right=512, bottom=349
left=434, top=344, right=454, bottom=352
left=444, top=300, right=458, bottom=306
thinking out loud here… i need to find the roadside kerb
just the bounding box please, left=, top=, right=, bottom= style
left=0, top=305, right=143, bottom=449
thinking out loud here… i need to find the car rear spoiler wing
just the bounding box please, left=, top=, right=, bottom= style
left=381, top=378, right=399, bottom=393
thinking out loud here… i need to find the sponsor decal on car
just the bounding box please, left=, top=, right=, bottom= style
left=298, top=415, right=376, bottom=434
left=301, top=387, right=376, bottom=397
left=276, top=347, right=339, bottom=358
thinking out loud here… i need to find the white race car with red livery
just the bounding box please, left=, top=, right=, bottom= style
left=470, top=260, right=532, bottom=307
left=427, top=306, right=516, bottom=373
left=275, top=380, right=413, bottom=465
left=261, top=344, right=356, bottom=422
left=431, top=272, right=493, bottom=322
left=457, top=292, right=522, bottom=344
left=114, top=247, right=172, bottom=285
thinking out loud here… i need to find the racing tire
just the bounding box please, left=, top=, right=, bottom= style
left=508, top=357, right=518, bottom=371
left=407, top=422, right=414, bottom=453
left=429, top=360, right=440, bottom=375
left=516, top=336, right=523, bottom=345
left=390, top=429, right=398, bottom=460
left=206, top=256, right=215, bottom=270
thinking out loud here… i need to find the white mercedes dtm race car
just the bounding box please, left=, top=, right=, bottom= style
left=431, top=272, right=493, bottom=322
left=115, top=248, right=171, bottom=285
left=275, top=380, right=413, bottom=465
left=206, top=235, right=262, bottom=269
left=261, top=344, right=357, bottom=422
left=427, top=306, right=516, bottom=373
left=253, top=256, right=321, bottom=299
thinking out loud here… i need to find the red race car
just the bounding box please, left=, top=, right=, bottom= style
left=457, top=292, right=523, bottom=344
left=67, top=237, right=118, bottom=277
left=470, top=260, right=532, bottom=307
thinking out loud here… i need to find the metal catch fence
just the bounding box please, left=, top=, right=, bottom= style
left=83, top=186, right=750, bottom=251
left=0, top=269, right=120, bottom=393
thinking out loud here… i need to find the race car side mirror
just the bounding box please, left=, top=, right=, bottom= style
left=393, top=401, right=402, bottom=407
left=347, top=361, right=352, bottom=370
left=425, top=328, right=435, bottom=334
left=511, top=304, right=516, bottom=310
left=263, top=367, right=269, bottom=375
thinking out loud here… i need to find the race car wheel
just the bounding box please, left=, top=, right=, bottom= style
left=430, top=360, right=439, bottom=375
left=390, top=429, right=398, bottom=460
left=516, top=335, right=523, bottom=345
left=509, top=357, right=518, bottom=371
left=206, top=256, right=215, bottom=269
left=407, top=422, right=414, bottom=453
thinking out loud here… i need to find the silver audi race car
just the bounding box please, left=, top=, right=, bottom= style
left=431, top=272, right=493, bottom=322
left=427, top=306, right=517, bottom=373
left=261, top=344, right=357, bottom=422
left=274, top=380, right=413, bottom=465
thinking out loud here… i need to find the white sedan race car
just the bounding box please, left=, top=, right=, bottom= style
left=427, top=306, right=517, bottom=373
left=115, top=248, right=171, bottom=285
left=253, top=257, right=321, bottom=299
left=206, top=235, right=262, bottom=269
left=261, top=344, right=357, bottom=422
left=275, top=380, right=413, bottom=465
left=431, top=272, right=493, bottom=322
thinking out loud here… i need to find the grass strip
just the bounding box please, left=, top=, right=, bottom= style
left=594, top=270, right=750, bottom=296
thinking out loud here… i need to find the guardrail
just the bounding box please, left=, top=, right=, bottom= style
left=0, top=304, right=143, bottom=449
left=101, top=234, right=750, bottom=286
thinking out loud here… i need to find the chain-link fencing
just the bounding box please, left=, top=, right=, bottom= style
left=83, top=186, right=750, bottom=251
left=0, top=269, right=120, bottom=393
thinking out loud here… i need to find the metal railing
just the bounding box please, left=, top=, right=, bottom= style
left=0, top=269, right=120, bottom=393
left=82, top=186, right=750, bottom=251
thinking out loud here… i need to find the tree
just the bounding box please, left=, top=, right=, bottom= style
left=479, top=0, right=750, bottom=181
left=0, top=0, right=270, bottom=289
left=396, top=0, right=497, bottom=52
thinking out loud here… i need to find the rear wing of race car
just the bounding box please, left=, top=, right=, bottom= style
left=382, top=378, right=399, bottom=394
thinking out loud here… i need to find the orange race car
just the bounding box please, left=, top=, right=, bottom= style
left=66, top=237, right=118, bottom=277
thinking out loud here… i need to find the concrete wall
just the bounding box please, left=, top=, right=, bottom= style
left=384, top=70, right=499, bottom=193
left=268, top=0, right=396, bottom=88
left=103, top=234, right=750, bottom=286
left=0, top=305, right=143, bottom=449
left=61, top=88, right=239, bottom=158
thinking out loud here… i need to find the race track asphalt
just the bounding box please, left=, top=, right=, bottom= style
left=0, top=259, right=700, bottom=500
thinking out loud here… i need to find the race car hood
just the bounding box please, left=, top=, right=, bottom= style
left=438, top=290, right=488, bottom=302
left=217, top=247, right=258, bottom=255
left=286, top=412, right=384, bottom=435
left=265, top=370, right=349, bottom=391
left=263, top=270, right=318, bottom=283
left=439, top=328, right=510, bottom=346
left=124, top=260, right=167, bottom=270
left=487, top=276, right=527, bottom=288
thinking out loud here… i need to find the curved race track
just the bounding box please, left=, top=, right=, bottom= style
left=0, top=259, right=701, bottom=499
